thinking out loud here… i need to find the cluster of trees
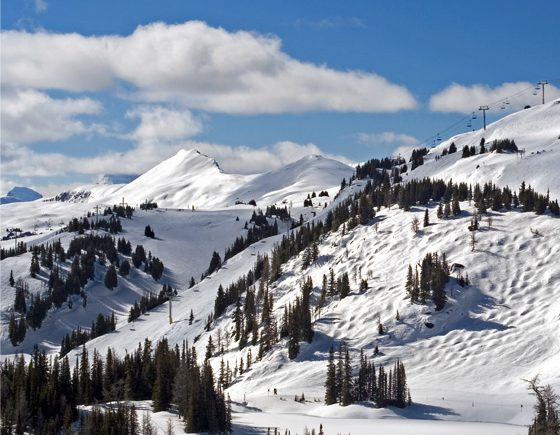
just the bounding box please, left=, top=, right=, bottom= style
left=0, top=338, right=231, bottom=434
left=301, top=243, right=319, bottom=269
left=130, top=245, right=165, bottom=281
left=355, top=156, right=405, bottom=179
left=441, top=142, right=457, bottom=156
left=128, top=285, right=175, bottom=322
left=109, top=204, right=135, bottom=219
left=410, top=148, right=429, bottom=170
left=303, top=190, right=331, bottom=207
left=213, top=254, right=269, bottom=337
left=0, top=241, right=27, bottom=260
left=265, top=204, right=291, bottom=220
left=224, top=219, right=278, bottom=262
left=20, top=233, right=164, bottom=340
left=60, top=312, right=117, bottom=356
left=206, top=251, right=222, bottom=277
left=117, top=237, right=132, bottom=255
left=143, top=254, right=164, bottom=281
left=28, top=239, right=67, bottom=278
left=249, top=209, right=270, bottom=226
left=7, top=312, right=27, bottom=346
left=489, top=138, right=518, bottom=153
left=67, top=215, right=123, bottom=234
left=405, top=252, right=450, bottom=310
left=67, top=233, right=119, bottom=263
left=144, top=225, right=155, bottom=238
left=280, top=277, right=314, bottom=359
left=8, top=279, right=30, bottom=345
left=325, top=346, right=411, bottom=408
left=139, top=201, right=158, bottom=210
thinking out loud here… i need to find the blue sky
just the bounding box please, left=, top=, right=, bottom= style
left=2, top=0, right=560, bottom=195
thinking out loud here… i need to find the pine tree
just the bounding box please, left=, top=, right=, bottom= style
left=104, top=264, right=118, bottom=290
left=405, top=265, right=415, bottom=301
left=119, top=259, right=130, bottom=277
left=324, top=346, right=337, bottom=405
left=423, top=208, right=429, bottom=227
left=436, top=203, right=443, bottom=219
left=452, top=197, right=461, bottom=216
left=443, top=202, right=451, bottom=218
left=9, top=270, right=15, bottom=287
left=341, top=347, right=353, bottom=406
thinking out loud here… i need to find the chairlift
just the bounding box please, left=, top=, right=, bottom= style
left=500, top=103, right=506, bottom=110
left=467, top=121, right=472, bottom=128
left=533, top=90, right=538, bottom=95
left=471, top=112, right=477, bottom=120
left=436, top=133, right=442, bottom=142
left=505, top=98, right=510, bottom=105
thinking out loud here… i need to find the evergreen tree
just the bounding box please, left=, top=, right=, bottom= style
left=341, top=347, right=353, bottom=406
left=9, top=270, right=15, bottom=287
left=119, top=259, right=130, bottom=277
left=423, top=209, right=430, bottom=227
left=104, top=264, right=118, bottom=290
left=324, top=346, right=337, bottom=405
left=207, top=251, right=222, bottom=276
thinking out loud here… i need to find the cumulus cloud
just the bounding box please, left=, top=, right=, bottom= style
left=1, top=88, right=103, bottom=145
left=429, top=81, right=560, bottom=113
left=1, top=21, right=417, bottom=114
left=0, top=137, right=353, bottom=181
left=356, top=131, right=419, bottom=147
left=125, top=105, right=202, bottom=144
left=192, top=141, right=354, bottom=174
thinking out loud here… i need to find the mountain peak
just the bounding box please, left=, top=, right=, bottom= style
left=1, top=186, right=43, bottom=205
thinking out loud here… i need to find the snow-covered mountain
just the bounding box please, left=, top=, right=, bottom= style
left=58, top=149, right=354, bottom=209
left=1, top=102, right=559, bottom=434
left=408, top=100, right=560, bottom=197
left=0, top=186, right=42, bottom=205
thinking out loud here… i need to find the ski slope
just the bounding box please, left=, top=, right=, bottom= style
left=408, top=99, right=560, bottom=198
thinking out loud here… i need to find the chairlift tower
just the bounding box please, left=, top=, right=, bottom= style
left=537, top=80, right=549, bottom=104
left=478, top=106, right=490, bottom=130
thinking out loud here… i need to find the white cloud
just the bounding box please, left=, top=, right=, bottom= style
left=35, top=0, right=47, bottom=13
left=0, top=137, right=353, bottom=181
left=1, top=88, right=103, bottom=145
left=125, top=105, right=202, bottom=144
left=429, top=81, right=560, bottom=113
left=356, top=131, right=419, bottom=147
left=192, top=141, right=354, bottom=174
left=1, top=21, right=417, bottom=114
left=294, top=17, right=366, bottom=29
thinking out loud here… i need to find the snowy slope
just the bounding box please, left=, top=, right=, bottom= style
left=408, top=99, right=560, bottom=197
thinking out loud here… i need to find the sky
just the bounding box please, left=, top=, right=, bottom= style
left=1, top=0, right=560, bottom=196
